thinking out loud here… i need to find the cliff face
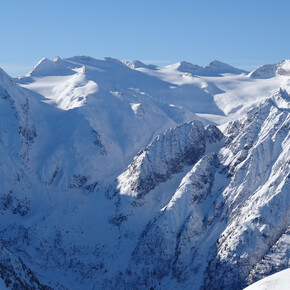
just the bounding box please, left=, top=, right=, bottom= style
left=110, top=121, right=223, bottom=199
left=107, top=90, right=290, bottom=290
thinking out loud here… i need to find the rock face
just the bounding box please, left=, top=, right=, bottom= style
left=109, top=89, right=289, bottom=290
left=202, top=91, right=290, bottom=289
left=0, top=58, right=289, bottom=289
left=0, top=242, right=50, bottom=289
left=127, top=153, right=224, bottom=289
left=111, top=121, right=223, bottom=199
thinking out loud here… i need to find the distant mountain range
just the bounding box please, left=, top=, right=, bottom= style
left=0, top=57, right=289, bottom=289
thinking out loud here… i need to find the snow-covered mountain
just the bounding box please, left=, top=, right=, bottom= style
left=248, top=59, right=290, bottom=79
left=0, top=57, right=289, bottom=289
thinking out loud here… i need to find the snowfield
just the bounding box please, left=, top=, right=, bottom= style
left=244, top=268, right=290, bottom=290
left=0, top=57, right=289, bottom=289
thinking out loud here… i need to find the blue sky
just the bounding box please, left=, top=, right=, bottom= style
left=1, top=0, right=290, bottom=76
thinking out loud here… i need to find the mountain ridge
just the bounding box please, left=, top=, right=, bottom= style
left=0, top=58, right=289, bottom=289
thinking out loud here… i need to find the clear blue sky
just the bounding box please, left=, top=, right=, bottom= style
left=1, top=0, right=290, bottom=76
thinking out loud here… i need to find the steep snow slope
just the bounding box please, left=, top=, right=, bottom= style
left=0, top=242, right=49, bottom=289
left=205, top=60, right=247, bottom=75
left=0, top=58, right=289, bottom=289
left=124, top=153, right=227, bottom=289
left=115, top=92, right=287, bottom=290
left=247, top=226, right=290, bottom=284
left=0, top=66, right=112, bottom=193
left=110, top=122, right=223, bottom=199
left=0, top=68, right=39, bottom=212
left=97, top=89, right=289, bottom=290
left=203, top=90, right=290, bottom=289
left=123, top=60, right=157, bottom=70
left=249, top=59, right=290, bottom=79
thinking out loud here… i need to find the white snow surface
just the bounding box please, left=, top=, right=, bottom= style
left=18, top=56, right=289, bottom=123
left=249, top=59, right=290, bottom=79
left=0, top=57, right=289, bottom=289
left=244, top=268, right=290, bottom=290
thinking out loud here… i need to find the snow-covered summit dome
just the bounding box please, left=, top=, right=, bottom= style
left=205, top=60, right=247, bottom=75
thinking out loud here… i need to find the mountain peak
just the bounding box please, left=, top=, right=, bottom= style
left=276, top=59, right=290, bottom=76
left=207, top=60, right=227, bottom=66
left=123, top=60, right=157, bottom=70
left=205, top=60, right=247, bottom=74
left=35, top=57, right=55, bottom=67
left=167, top=60, right=246, bottom=76
left=249, top=59, right=290, bottom=79
left=69, top=55, right=95, bottom=62
left=178, top=61, right=203, bottom=71
left=24, top=57, right=74, bottom=78
left=270, top=88, right=290, bottom=109
left=53, top=56, right=62, bottom=62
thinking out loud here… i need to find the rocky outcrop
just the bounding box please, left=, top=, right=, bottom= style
left=110, top=90, right=290, bottom=289
left=110, top=121, right=223, bottom=199
left=0, top=242, right=50, bottom=289
left=202, top=90, right=290, bottom=289
left=248, top=59, right=290, bottom=78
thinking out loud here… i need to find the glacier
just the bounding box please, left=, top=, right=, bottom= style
left=0, top=57, right=289, bottom=289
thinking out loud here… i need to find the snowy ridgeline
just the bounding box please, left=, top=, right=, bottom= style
left=244, top=268, right=290, bottom=290
left=0, top=58, right=289, bottom=289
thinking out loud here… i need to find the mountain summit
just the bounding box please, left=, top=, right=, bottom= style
left=249, top=59, right=290, bottom=78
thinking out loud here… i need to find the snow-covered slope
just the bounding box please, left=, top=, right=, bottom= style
left=101, top=89, right=289, bottom=290
left=109, top=121, right=223, bottom=199
left=244, top=268, right=290, bottom=290
left=205, top=60, right=247, bottom=75
left=123, top=60, right=157, bottom=70
left=18, top=56, right=285, bottom=124
left=0, top=242, right=49, bottom=289
left=0, top=57, right=289, bottom=289
left=203, top=90, right=290, bottom=289
left=158, top=60, right=247, bottom=77
left=249, top=59, right=290, bottom=79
